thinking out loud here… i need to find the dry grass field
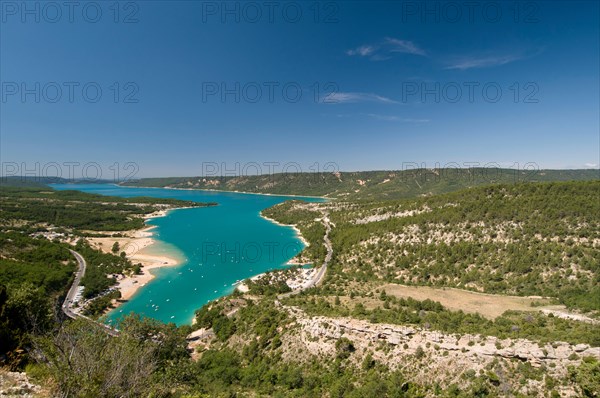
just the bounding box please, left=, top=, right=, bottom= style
left=382, top=284, right=561, bottom=320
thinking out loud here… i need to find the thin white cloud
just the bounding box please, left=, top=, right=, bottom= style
left=346, top=45, right=376, bottom=57
left=445, top=47, right=545, bottom=70
left=445, top=54, right=523, bottom=70
left=346, top=38, right=426, bottom=60
left=384, top=37, right=427, bottom=56
left=323, top=92, right=398, bottom=104
left=584, top=163, right=598, bottom=168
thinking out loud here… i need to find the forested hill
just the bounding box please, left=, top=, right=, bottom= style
left=121, top=168, right=599, bottom=200
left=0, top=183, right=216, bottom=368
left=295, top=180, right=600, bottom=313
left=0, top=185, right=216, bottom=232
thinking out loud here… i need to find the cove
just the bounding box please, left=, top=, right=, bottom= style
left=50, top=183, right=324, bottom=325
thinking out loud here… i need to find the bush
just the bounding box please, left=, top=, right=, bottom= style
left=569, top=357, right=600, bottom=397
left=335, top=338, right=355, bottom=360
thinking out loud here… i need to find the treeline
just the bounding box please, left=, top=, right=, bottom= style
left=24, top=306, right=432, bottom=398
left=0, top=233, right=76, bottom=367
left=333, top=240, right=599, bottom=311
left=0, top=232, right=134, bottom=365
left=0, top=185, right=216, bottom=232
left=123, top=168, right=599, bottom=200
left=0, top=184, right=217, bottom=367
left=332, top=181, right=600, bottom=233
left=26, top=315, right=190, bottom=397
left=190, top=295, right=600, bottom=397
left=326, top=181, right=600, bottom=312
left=74, top=240, right=135, bottom=299
left=191, top=298, right=432, bottom=397
left=0, top=233, right=75, bottom=294
left=262, top=201, right=328, bottom=265
left=12, top=296, right=600, bottom=397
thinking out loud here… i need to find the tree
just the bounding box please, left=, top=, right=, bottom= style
left=0, top=283, right=53, bottom=368
left=111, top=242, right=120, bottom=254
left=569, top=357, right=600, bottom=397
left=34, top=316, right=175, bottom=397
left=335, top=337, right=355, bottom=360
left=362, top=353, right=375, bottom=370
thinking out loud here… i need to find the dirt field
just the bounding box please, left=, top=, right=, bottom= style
left=382, top=284, right=561, bottom=319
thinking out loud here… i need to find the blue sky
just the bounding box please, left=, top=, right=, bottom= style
left=1, top=0, right=598, bottom=178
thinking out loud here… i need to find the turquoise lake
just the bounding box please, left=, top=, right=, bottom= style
left=51, top=184, right=323, bottom=326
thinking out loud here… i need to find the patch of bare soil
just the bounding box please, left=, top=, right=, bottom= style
left=383, top=284, right=560, bottom=320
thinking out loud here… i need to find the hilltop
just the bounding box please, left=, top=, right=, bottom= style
left=187, top=180, right=600, bottom=397
left=122, top=168, right=599, bottom=200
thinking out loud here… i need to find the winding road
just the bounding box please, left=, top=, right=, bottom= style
left=63, top=249, right=119, bottom=336
left=62, top=249, right=86, bottom=319
left=279, top=209, right=333, bottom=298
left=305, top=211, right=332, bottom=288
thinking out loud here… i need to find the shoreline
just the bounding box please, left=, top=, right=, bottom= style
left=259, top=211, right=310, bottom=248
left=236, top=266, right=318, bottom=294
left=235, top=211, right=313, bottom=293
left=80, top=185, right=316, bottom=316
left=111, top=182, right=329, bottom=200
left=88, top=208, right=185, bottom=307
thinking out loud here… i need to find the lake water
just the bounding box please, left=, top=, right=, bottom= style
left=51, top=184, right=323, bottom=325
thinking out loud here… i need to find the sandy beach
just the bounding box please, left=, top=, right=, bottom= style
left=87, top=211, right=182, bottom=304
left=87, top=206, right=311, bottom=309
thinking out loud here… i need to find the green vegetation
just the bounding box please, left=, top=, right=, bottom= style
left=0, top=232, right=75, bottom=294
left=34, top=297, right=586, bottom=397
left=0, top=231, right=135, bottom=365
left=262, top=202, right=327, bottom=264
left=569, top=356, right=600, bottom=397
left=244, top=270, right=293, bottom=296
left=0, top=283, right=57, bottom=368
left=0, top=185, right=216, bottom=232
left=296, top=181, right=600, bottom=313
left=0, top=232, right=77, bottom=367
left=189, top=298, right=432, bottom=397
left=83, top=290, right=122, bottom=317
left=31, top=315, right=189, bottom=397
left=0, top=184, right=216, bottom=368
left=183, top=295, right=597, bottom=397
left=123, top=168, right=599, bottom=200
left=74, top=240, right=135, bottom=299
left=189, top=348, right=427, bottom=397
left=1, top=177, right=599, bottom=397
left=283, top=291, right=600, bottom=346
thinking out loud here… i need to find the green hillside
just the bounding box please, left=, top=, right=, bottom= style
left=122, top=168, right=599, bottom=200
left=0, top=185, right=217, bottom=368
left=271, top=181, right=600, bottom=312
left=0, top=185, right=216, bottom=232
left=1, top=180, right=599, bottom=397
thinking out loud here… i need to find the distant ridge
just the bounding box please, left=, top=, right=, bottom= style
left=121, top=168, right=600, bottom=200
left=0, top=176, right=70, bottom=188
left=1, top=176, right=124, bottom=188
